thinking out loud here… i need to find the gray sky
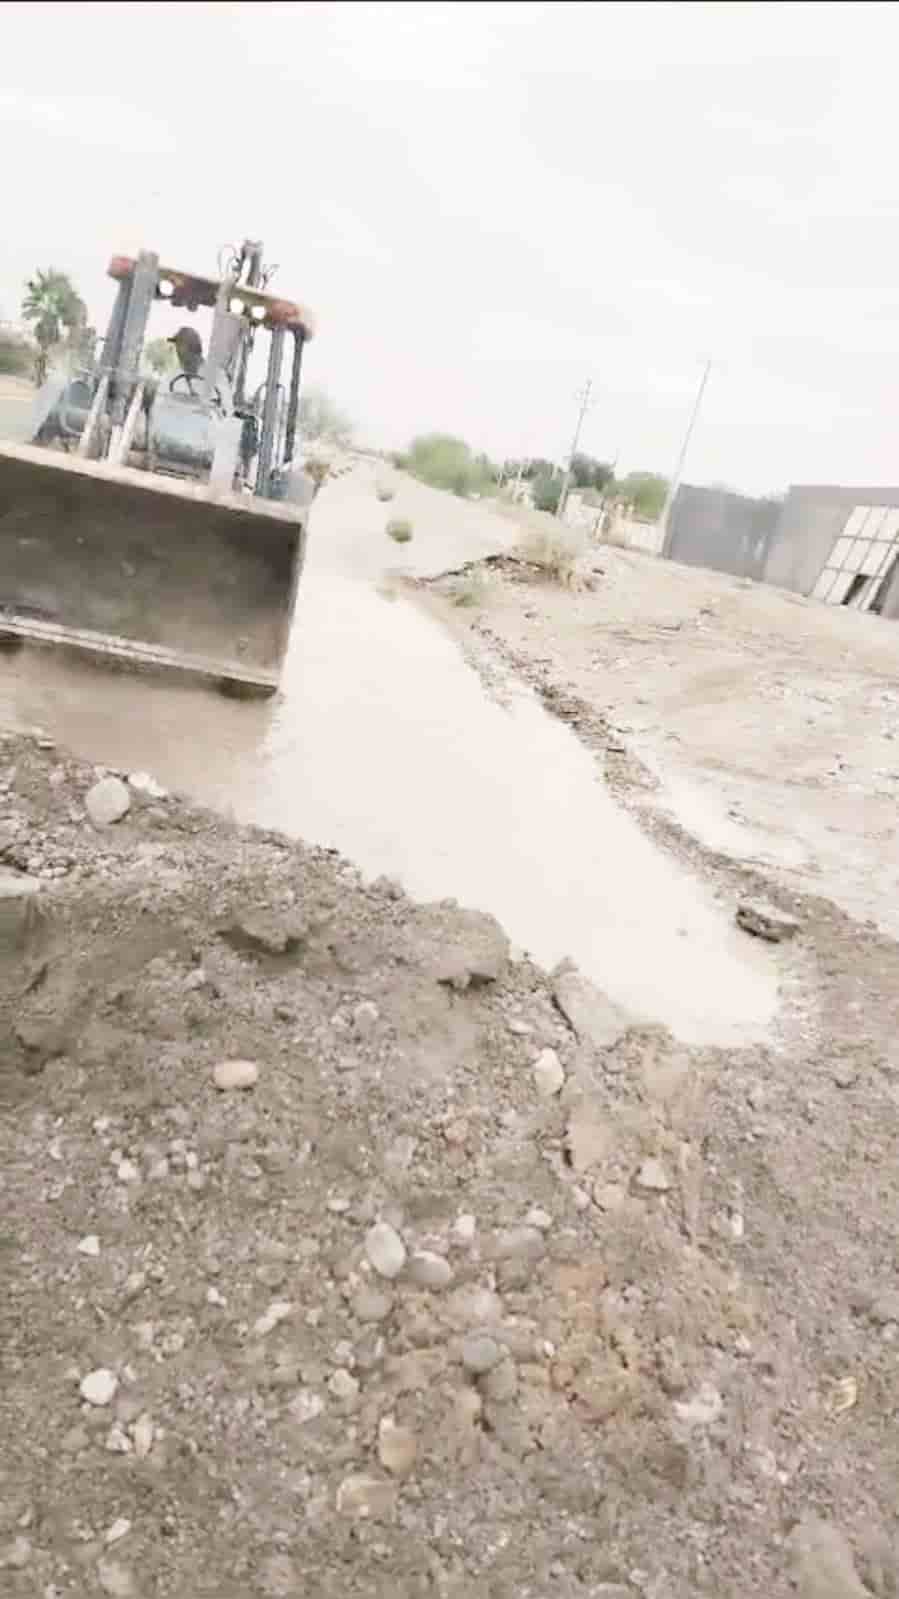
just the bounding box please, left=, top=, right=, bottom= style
left=3, top=1, right=897, bottom=492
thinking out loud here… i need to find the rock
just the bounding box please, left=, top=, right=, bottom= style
left=351, top=1285, right=393, bottom=1323
left=525, top=1207, right=553, bottom=1230
left=673, top=1381, right=723, bottom=1427
left=219, top=910, right=306, bottom=958
left=792, top=1515, right=867, bottom=1599
left=452, top=1214, right=477, bottom=1247
left=407, top=1250, right=453, bottom=1290
left=365, top=1221, right=407, bottom=1279
left=212, top=1058, right=259, bottom=1091
left=77, top=1234, right=101, bottom=1257
left=461, top=1334, right=503, bottom=1375
left=336, top=1473, right=397, bottom=1520
left=481, top=1356, right=518, bottom=1402
left=353, top=1000, right=380, bottom=1033
left=80, top=1368, right=119, bottom=1407
left=493, top=1225, right=545, bottom=1263
left=552, top=969, right=633, bottom=1048
left=97, top=1558, right=136, bottom=1597
left=132, top=1414, right=154, bottom=1459
left=0, top=868, right=42, bottom=953
left=870, top=1289, right=899, bottom=1326
left=1, top=1537, right=32, bottom=1569
left=445, top=1286, right=502, bottom=1329
left=593, top=1181, right=626, bottom=1212
left=105, top=1423, right=132, bottom=1453
left=328, top=1368, right=360, bottom=1403
left=636, top=1158, right=672, bottom=1192
left=533, top=1047, right=565, bottom=1098
left=252, top=1301, right=294, bottom=1338
left=566, top=1108, right=612, bottom=1173
left=105, top=1518, right=132, bottom=1545
left=86, top=777, right=131, bottom=828
left=127, top=771, right=167, bottom=799
left=412, top=905, right=509, bottom=989
left=116, top=1159, right=140, bottom=1183
left=288, top=1389, right=324, bottom=1424
left=736, top=898, right=800, bottom=943
left=378, top=1415, right=418, bottom=1476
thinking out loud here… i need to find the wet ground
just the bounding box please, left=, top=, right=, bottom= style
left=0, top=465, right=777, bottom=1044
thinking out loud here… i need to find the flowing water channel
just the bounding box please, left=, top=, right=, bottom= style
left=0, top=468, right=778, bottom=1045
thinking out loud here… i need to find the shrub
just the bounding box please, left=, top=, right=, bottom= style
left=375, top=481, right=395, bottom=502
left=0, top=331, right=32, bottom=377
left=386, top=517, right=413, bottom=543
left=531, top=473, right=563, bottom=514
left=518, top=525, right=586, bottom=586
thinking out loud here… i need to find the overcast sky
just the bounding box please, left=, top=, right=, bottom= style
left=3, top=1, right=898, bottom=492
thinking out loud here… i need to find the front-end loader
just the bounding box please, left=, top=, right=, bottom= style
left=0, top=239, right=316, bottom=696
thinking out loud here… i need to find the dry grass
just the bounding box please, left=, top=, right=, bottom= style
left=517, top=524, right=588, bottom=588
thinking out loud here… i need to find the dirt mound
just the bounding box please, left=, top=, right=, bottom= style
left=1, top=734, right=897, bottom=1597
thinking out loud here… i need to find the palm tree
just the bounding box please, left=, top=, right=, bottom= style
left=21, top=269, right=86, bottom=384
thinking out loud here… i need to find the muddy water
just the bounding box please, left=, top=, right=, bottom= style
left=0, top=468, right=777, bottom=1044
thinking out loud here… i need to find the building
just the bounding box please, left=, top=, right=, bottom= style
left=662, top=481, right=899, bottom=621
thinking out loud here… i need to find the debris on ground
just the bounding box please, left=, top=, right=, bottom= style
left=3, top=713, right=899, bottom=1596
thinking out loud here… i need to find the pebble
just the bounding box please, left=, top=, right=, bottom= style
left=378, top=1415, right=418, bottom=1476
left=351, top=1285, right=393, bottom=1323
left=97, top=1558, right=135, bottom=1597
left=736, top=898, right=800, bottom=943
left=1, top=1537, right=32, bottom=1569
left=117, top=1159, right=140, bottom=1184
left=593, top=1181, right=626, bottom=1212
left=80, top=1368, right=119, bottom=1407
left=461, top=1334, right=503, bottom=1375
left=253, top=1301, right=294, bottom=1338
left=288, top=1389, right=324, bottom=1424
left=128, top=771, right=167, bottom=799
left=525, top=1207, right=553, bottom=1231
left=353, top=1000, right=380, bottom=1033
left=336, top=1474, right=397, bottom=1520
left=533, top=1047, right=565, bottom=1098
left=365, top=1221, right=407, bottom=1279
left=132, top=1414, right=154, bottom=1459
left=507, top=1018, right=532, bottom=1036
left=212, top=1058, right=259, bottom=1091
left=407, top=1250, right=453, bottom=1290
left=77, top=1234, right=101, bottom=1257
left=105, top=1518, right=131, bottom=1546
left=328, top=1368, right=360, bottom=1403
left=636, top=1157, right=671, bottom=1192
left=452, top=1213, right=477, bottom=1247
left=105, top=1424, right=132, bottom=1453
left=674, top=1381, right=723, bottom=1427
left=481, top=1356, right=519, bottom=1402
left=86, top=776, right=131, bottom=828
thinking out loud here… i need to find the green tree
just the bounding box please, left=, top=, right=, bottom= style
left=617, top=470, right=668, bottom=521
left=298, top=386, right=353, bottom=446
left=570, top=452, right=613, bottom=492
left=21, top=268, right=85, bottom=381
left=143, top=336, right=178, bottom=377
left=407, top=433, right=492, bottom=498
left=531, top=472, right=562, bottom=514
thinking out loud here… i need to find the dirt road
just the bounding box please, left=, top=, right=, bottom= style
left=2, top=468, right=899, bottom=1597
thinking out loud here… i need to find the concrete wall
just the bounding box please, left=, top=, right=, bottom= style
left=763, top=486, right=899, bottom=615
left=664, top=484, right=781, bottom=579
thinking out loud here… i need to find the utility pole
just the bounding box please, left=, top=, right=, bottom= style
left=556, top=378, right=594, bottom=520
left=660, top=359, right=712, bottom=556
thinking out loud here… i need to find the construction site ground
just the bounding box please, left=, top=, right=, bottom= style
left=2, top=465, right=899, bottom=1599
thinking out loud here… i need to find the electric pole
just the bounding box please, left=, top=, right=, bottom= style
left=556, top=378, right=594, bottom=520
left=660, top=359, right=712, bottom=554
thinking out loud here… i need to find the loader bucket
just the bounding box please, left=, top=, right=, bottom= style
left=0, top=441, right=307, bottom=694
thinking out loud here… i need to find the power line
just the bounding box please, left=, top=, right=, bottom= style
left=556, top=378, right=594, bottom=520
